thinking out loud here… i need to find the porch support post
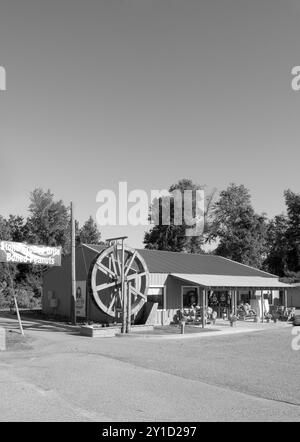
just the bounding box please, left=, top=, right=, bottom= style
left=261, top=290, right=264, bottom=322
left=202, top=289, right=206, bottom=329
left=232, top=289, right=237, bottom=315
left=284, top=289, right=288, bottom=308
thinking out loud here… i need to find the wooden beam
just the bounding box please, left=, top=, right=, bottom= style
left=202, top=290, right=205, bottom=329
left=284, top=289, right=288, bottom=308
left=126, top=282, right=131, bottom=333
left=261, top=290, right=264, bottom=322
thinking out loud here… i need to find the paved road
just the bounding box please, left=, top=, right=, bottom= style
left=0, top=315, right=300, bottom=421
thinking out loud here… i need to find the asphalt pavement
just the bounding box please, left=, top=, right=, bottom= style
left=0, top=314, right=299, bottom=421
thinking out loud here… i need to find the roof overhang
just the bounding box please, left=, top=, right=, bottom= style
left=171, top=274, right=292, bottom=290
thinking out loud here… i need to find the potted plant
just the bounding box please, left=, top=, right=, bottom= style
left=178, top=310, right=186, bottom=334
left=212, top=310, right=217, bottom=325
left=265, top=313, right=272, bottom=323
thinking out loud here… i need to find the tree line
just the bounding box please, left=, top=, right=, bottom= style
left=0, top=188, right=102, bottom=309
left=0, top=181, right=299, bottom=308
left=144, top=179, right=300, bottom=281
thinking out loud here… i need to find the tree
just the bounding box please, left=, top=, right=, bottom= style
left=0, top=215, right=15, bottom=308
left=7, top=215, right=28, bottom=242
left=0, top=215, right=11, bottom=241
left=263, top=215, right=289, bottom=276
left=284, top=189, right=300, bottom=273
left=78, top=216, right=102, bottom=245
left=26, top=188, right=70, bottom=252
left=208, top=183, right=268, bottom=268
left=144, top=179, right=216, bottom=253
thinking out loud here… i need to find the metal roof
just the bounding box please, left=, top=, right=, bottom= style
left=171, top=274, right=292, bottom=290
left=83, top=244, right=277, bottom=279
left=137, top=249, right=277, bottom=278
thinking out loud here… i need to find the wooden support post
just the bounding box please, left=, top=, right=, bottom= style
left=70, top=202, right=76, bottom=325
left=202, top=289, right=206, bottom=329
left=231, top=290, right=236, bottom=315
left=87, top=284, right=91, bottom=324
left=126, top=282, right=131, bottom=333
left=13, top=294, right=24, bottom=336
left=121, top=239, right=126, bottom=334
left=284, top=289, right=288, bottom=308
left=261, top=290, right=264, bottom=322
left=6, top=264, right=24, bottom=336
left=234, top=290, right=238, bottom=315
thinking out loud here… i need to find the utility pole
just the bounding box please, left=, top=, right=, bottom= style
left=70, top=202, right=76, bottom=325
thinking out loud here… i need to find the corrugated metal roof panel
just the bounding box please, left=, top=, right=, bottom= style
left=82, top=245, right=278, bottom=279
left=172, top=274, right=291, bottom=289
left=137, top=249, right=276, bottom=278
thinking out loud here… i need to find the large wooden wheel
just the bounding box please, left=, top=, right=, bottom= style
left=90, top=245, right=149, bottom=318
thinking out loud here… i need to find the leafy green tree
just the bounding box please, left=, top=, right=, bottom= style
left=0, top=215, right=15, bottom=308
left=284, top=189, right=300, bottom=273
left=26, top=188, right=70, bottom=251
left=264, top=215, right=289, bottom=276
left=0, top=215, right=11, bottom=240
left=144, top=179, right=215, bottom=253
left=7, top=215, right=28, bottom=242
left=78, top=216, right=102, bottom=245
left=208, top=183, right=268, bottom=268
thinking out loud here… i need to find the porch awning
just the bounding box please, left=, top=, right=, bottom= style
left=171, top=274, right=292, bottom=290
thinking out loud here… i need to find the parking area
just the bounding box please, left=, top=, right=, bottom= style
left=0, top=313, right=299, bottom=421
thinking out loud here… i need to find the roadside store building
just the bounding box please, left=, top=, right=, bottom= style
left=42, top=244, right=291, bottom=325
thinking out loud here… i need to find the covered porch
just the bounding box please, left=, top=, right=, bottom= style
left=169, top=274, right=292, bottom=327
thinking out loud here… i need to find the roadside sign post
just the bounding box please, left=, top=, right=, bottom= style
left=0, top=240, right=62, bottom=336
left=7, top=266, right=24, bottom=336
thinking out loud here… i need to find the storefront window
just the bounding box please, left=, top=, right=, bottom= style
left=182, top=287, right=198, bottom=308
left=240, top=291, right=251, bottom=304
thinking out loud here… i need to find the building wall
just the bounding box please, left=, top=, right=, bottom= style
left=288, top=286, right=300, bottom=308
left=165, top=276, right=182, bottom=309
left=43, top=246, right=111, bottom=322
left=43, top=255, right=71, bottom=318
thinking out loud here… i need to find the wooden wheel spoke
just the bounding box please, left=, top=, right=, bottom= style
left=126, top=271, right=147, bottom=281
left=96, top=281, right=118, bottom=292
left=96, top=262, right=116, bottom=279
left=124, top=251, right=137, bottom=276
left=110, top=254, right=118, bottom=276
left=108, top=293, right=117, bottom=311
left=131, top=285, right=147, bottom=300
left=110, top=246, right=121, bottom=276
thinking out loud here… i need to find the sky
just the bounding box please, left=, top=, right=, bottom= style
left=0, top=0, right=299, bottom=247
